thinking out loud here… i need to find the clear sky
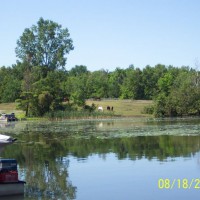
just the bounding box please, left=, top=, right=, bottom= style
left=1, top=0, right=200, bottom=71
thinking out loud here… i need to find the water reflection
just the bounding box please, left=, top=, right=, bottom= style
left=0, top=134, right=200, bottom=199
left=13, top=135, right=200, bottom=161
left=2, top=117, right=200, bottom=137
left=0, top=118, right=200, bottom=199
left=0, top=144, right=9, bottom=154
left=24, top=157, right=76, bottom=200
left=0, top=122, right=16, bottom=129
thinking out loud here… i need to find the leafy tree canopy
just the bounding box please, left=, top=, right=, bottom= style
left=15, top=17, right=74, bottom=70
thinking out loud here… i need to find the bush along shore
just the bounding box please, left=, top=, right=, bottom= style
left=44, top=110, right=116, bottom=120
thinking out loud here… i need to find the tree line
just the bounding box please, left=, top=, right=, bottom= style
left=0, top=62, right=199, bottom=117
left=0, top=18, right=199, bottom=117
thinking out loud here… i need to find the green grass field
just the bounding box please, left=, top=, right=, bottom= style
left=0, top=100, right=153, bottom=118
left=0, top=103, right=18, bottom=113
left=86, top=99, right=153, bottom=117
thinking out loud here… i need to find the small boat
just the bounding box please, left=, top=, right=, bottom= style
left=0, top=159, right=25, bottom=196
left=0, top=113, right=17, bottom=122
left=0, top=135, right=17, bottom=144
left=0, top=181, right=25, bottom=196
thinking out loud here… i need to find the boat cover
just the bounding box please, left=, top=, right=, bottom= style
left=0, top=134, right=16, bottom=143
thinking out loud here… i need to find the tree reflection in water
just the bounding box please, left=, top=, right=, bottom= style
left=0, top=141, right=77, bottom=200
left=1, top=125, right=200, bottom=199
left=24, top=159, right=76, bottom=199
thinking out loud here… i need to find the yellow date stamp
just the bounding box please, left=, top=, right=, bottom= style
left=158, top=178, right=200, bottom=189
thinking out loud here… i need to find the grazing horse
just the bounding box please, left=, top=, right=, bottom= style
left=107, top=106, right=114, bottom=111
left=98, top=106, right=103, bottom=111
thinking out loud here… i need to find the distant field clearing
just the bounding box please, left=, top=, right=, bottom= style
left=0, top=103, right=25, bottom=118
left=86, top=99, right=153, bottom=117
left=0, top=103, right=19, bottom=113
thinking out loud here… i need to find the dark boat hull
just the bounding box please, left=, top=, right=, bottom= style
left=0, top=181, right=25, bottom=196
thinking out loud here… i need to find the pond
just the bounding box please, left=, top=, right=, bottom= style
left=0, top=117, right=200, bottom=199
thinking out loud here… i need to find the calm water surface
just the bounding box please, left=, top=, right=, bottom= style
left=0, top=118, right=200, bottom=200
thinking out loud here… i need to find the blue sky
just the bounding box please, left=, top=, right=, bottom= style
left=1, top=0, right=200, bottom=71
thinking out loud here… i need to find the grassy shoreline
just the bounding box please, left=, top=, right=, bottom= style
left=0, top=100, right=153, bottom=120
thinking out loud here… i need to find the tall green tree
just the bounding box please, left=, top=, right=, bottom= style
left=15, top=17, right=74, bottom=71
left=120, top=67, right=144, bottom=99
left=154, top=67, right=200, bottom=117
left=86, top=70, right=109, bottom=98
left=0, top=66, right=22, bottom=103
left=120, top=67, right=135, bottom=99
left=16, top=66, right=35, bottom=116
left=142, top=64, right=167, bottom=99
left=108, top=68, right=126, bottom=98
